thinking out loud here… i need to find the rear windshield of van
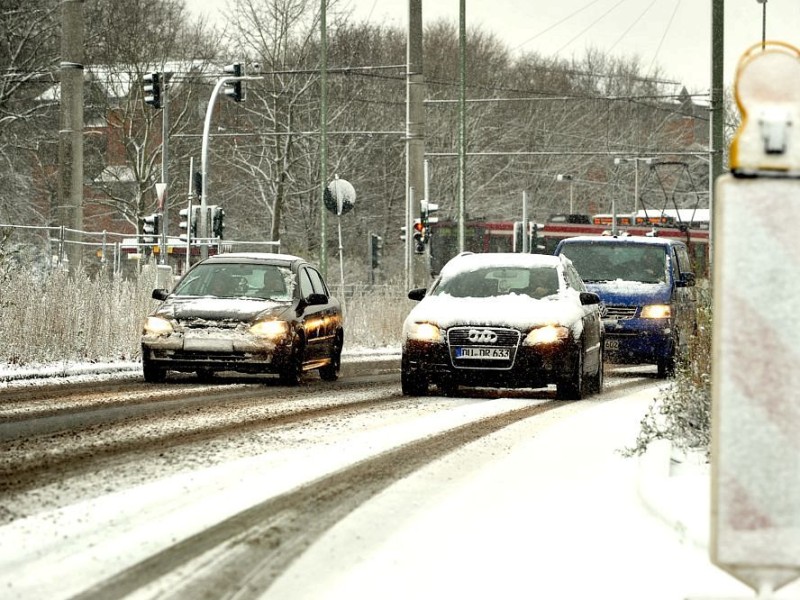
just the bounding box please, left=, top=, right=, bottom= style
left=559, top=242, right=667, bottom=284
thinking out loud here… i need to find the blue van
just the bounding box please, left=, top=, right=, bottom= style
left=554, top=235, right=696, bottom=377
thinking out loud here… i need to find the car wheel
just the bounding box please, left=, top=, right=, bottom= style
left=587, top=342, right=604, bottom=395
left=657, top=354, right=675, bottom=379
left=437, top=378, right=459, bottom=396
left=401, top=354, right=428, bottom=396
left=196, top=368, right=215, bottom=382
left=319, top=331, right=343, bottom=382
left=556, top=346, right=584, bottom=400
left=142, top=356, right=166, bottom=383
left=278, top=333, right=305, bottom=386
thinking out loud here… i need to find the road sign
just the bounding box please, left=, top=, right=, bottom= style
left=324, top=177, right=356, bottom=216
left=711, top=41, right=800, bottom=595
left=156, top=183, right=167, bottom=210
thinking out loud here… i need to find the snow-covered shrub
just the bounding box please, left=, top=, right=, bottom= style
left=0, top=263, right=157, bottom=365
left=340, top=283, right=415, bottom=350
left=623, top=287, right=712, bottom=457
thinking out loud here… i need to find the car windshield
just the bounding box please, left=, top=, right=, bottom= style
left=432, top=265, right=560, bottom=299
left=172, top=263, right=295, bottom=300
left=560, top=243, right=667, bottom=284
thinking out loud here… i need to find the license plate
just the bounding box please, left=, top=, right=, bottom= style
left=184, top=335, right=234, bottom=352
left=455, top=346, right=510, bottom=359
left=605, top=338, right=620, bottom=350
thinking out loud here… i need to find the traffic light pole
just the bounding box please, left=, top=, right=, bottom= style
left=200, top=71, right=255, bottom=259
left=159, top=75, right=169, bottom=264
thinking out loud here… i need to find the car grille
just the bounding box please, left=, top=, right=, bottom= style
left=603, top=305, right=638, bottom=320
left=447, top=326, right=520, bottom=370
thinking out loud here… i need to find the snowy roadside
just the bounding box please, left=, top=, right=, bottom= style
left=0, top=346, right=401, bottom=384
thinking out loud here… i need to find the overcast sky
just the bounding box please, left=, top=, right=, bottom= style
left=186, top=0, right=800, bottom=93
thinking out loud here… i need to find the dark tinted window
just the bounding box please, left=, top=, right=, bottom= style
left=560, top=242, right=667, bottom=284
left=306, top=268, right=329, bottom=296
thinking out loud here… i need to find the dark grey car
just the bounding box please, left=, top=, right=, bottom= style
left=141, top=253, right=343, bottom=384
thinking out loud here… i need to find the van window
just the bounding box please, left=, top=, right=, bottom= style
left=559, top=242, right=667, bottom=284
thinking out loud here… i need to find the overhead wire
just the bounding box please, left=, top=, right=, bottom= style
left=646, top=0, right=682, bottom=81
left=512, top=0, right=607, bottom=52
left=607, top=0, right=659, bottom=53
left=556, top=0, right=630, bottom=55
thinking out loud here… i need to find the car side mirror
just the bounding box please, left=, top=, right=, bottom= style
left=579, top=291, right=601, bottom=305
left=306, top=292, right=328, bottom=306
left=408, top=288, right=427, bottom=301
left=152, top=289, right=169, bottom=301
left=676, top=272, right=696, bottom=288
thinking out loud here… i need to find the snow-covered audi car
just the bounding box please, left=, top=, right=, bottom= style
left=401, top=252, right=604, bottom=399
left=141, top=253, right=343, bottom=384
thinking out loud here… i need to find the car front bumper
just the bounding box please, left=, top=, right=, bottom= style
left=602, top=317, right=673, bottom=364
left=402, top=338, right=579, bottom=389
left=141, top=329, right=294, bottom=374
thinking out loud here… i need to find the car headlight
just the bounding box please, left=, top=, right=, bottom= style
left=524, top=325, right=569, bottom=346
left=406, top=322, right=442, bottom=343
left=249, top=319, right=290, bottom=339
left=143, top=316, right=174, bottom=336
left=640, top=304, right=671, bottom=319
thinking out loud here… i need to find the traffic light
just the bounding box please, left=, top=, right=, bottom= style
left=211, top=205, right=225, bottom=239
left=400, top=226, right=407, bottom=242
left=420, top=200, right=439, bottom=231
left=370, top=233, right=383, bottom=269
left=179, top=207, right=198, bottom=242
left=143, top=72, right=161, bottom=109
left=412, top=220, right=425, bottom=254
left=223, top=63, right=244, bottom=102
left=141, top=213, right=161, bottom=244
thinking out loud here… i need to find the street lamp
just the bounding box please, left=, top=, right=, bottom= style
left=757, top=0, right=767, bottom=50
left=556, top=174, right=574, bottom=213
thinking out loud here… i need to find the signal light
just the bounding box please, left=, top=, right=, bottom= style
left=370, top=233, right=383, bottom=269
left=223, top=63, right=244, bottom=102
left=141, top=213, right=161, bottom=244
left=179, top=207, right=198, bottom=242
left=211, top=205, right=225, bottom=239
left=143, top=72, right=162, bottom=109
left=412, top=220, right=425, bottom=254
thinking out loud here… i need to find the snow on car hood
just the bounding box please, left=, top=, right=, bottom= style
left=584, top=280, right=671, bottom=305
left=404, top=291, right=586, bottom=332
left=155, top=297, right=290, bottom=322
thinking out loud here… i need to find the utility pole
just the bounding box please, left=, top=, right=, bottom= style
left=710, top=0, right=724, bottom=269
left=58, top=0, right=84, bottom=272
left=159, top=74, right=170, bottom=265
left=457, top=0, right=466, bottom=252
left=407, top=0, right=425, bottom=286
left=320, top=0, right=329, bottom=277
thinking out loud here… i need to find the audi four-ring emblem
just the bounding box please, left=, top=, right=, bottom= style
left=467, top=329, right=497, bottom=344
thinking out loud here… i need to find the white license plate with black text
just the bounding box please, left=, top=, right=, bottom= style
left=455, top=346, right=510, bottom=359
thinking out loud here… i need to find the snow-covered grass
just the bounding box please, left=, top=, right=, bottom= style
left=0, top=264, right=157, bottom=366
left=0, top=263, right=410, bottom=368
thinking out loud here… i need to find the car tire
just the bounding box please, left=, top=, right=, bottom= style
left=437, top=379, right=459, bottom=396
left=556, top=346, right=584, bottom=400
left=587, top=342, right=604, bottom=395
left=657, top=354, right=675, bottom=379
left=401, top=355, right=428, bottom=396
left=319, top=331, right=343, bottom=382
left=142, top=356, right=166, bottom=383
left=196, top=368, right=215, bottom=382
left=278, top=333, right=305, bottom=386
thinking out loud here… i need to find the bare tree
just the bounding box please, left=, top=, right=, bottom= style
left=0, top=0, right=60, bottom=225
left=80, top=0, right=223, bottom=234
